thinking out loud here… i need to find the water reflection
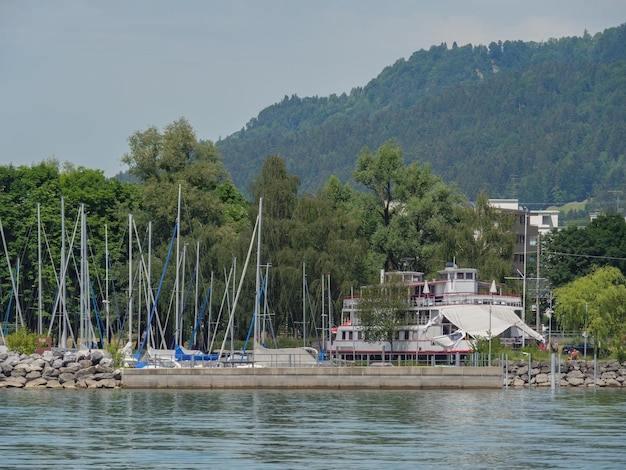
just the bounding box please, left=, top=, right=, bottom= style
left=1, top=388, right=625, bottom=469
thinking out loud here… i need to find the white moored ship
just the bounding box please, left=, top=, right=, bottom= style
left=330, top=262, right=544, bottom=362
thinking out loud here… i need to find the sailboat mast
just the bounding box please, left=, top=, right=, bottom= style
left=303, top=262, right=306, bottom=347
left=321, top=274, right=325, bottom=357
left=175, top=184, right=181, bottom=346
left=128, top=213, right=133, bottom=345
left=147, top=221, right=152, bottom=349
left=327, top=272, right=332, bottom=353
left=194, top=241, right=200, bottom=349
left=254, top=198, right=262, bottom=345
left=60, top=197, right=67, bottom=348
left=37, top=203, right=43, bottom=336
left=105, top=224, right=109, bottom=343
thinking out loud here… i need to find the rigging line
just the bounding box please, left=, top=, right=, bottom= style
left=546, top=251, right=626, bottom=261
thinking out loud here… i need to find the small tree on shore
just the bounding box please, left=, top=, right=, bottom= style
left=357, top=280, right=407, bottom=361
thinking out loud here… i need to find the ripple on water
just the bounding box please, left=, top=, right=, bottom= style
left=1, top=388, right=625, bottom=469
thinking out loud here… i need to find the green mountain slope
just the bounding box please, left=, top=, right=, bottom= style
left=217, top=24, right=626, bottom=204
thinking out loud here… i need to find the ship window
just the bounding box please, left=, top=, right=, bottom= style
left=348, top=331, right=353, bottom=340
left=466, top=272, right=473, bottom=280
left=457, top=272, right=465, bottom=279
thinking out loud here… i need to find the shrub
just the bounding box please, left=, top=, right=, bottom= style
left=104, top=342, right=124, bottom=368
left=5, top=328, right=39, bottom=355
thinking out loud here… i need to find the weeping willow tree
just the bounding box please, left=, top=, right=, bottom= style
left=553, top=266, right=626, bottom=353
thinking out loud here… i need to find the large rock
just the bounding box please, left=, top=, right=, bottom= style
left=11, top=368, right=27, bottom=378
left=75, top=366, right=96, bottom=378
left=74, top=379, right=88, bottom=389
left=14, top=362, right=37, bottom=372
left=58, top=372, right=76, bottom=383
left=567, top=369, right=584, bottom=379
left=62, top=354, right=78, bottom=366
left=46, top=379, right=62, bottom=389
left=97, top=372, right=117, bottom=381
left=24, top=378, right=48, bottom=388
left=568, top=376, right=585, bottom=386
left=4, top=376, right=26, bottom=388
left=42, top=366, right=59, bottom=378
left=97, top=378, right=117, bottom=389
left=25, top=370, right=42, bottom=380
left=76, top=350, right=92, bottom=361
left=605, top=378, right=622, bottom=387
left=31, top=358, right=46, bottom=369
left=60, top=363, right=81, bottom=373
left=84, top=379, right=100, bottom=388
left=95, top=364, right=114, bottom=374
left=91, top=350, right=105, bottom=364
left=99, top=357, right=113, bottom=368
left=512, top=377, right=526, bottom=387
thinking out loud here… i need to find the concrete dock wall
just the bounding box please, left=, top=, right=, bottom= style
left=122, top=366, right=502, bottom=389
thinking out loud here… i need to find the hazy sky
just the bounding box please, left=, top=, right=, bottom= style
left=2, top=1, right=625, bottom=177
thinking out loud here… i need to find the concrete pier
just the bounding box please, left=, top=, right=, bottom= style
left=122, top=365, right=502, bottom=389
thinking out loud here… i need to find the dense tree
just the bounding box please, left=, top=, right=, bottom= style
left=247, top=156, right=370, bottom=340
left=553, top=266, right=626, bottom=352
left=121, top=118, right=251, bottom=346
left=543, top=213, right=626, bottom=287
left=0, top=161, right=136, bottom=336
left=353, top=139, right=465, bottom=274
left=217, top=24, right=626, bottom=207
left=439, top=190, right=516, bottom=282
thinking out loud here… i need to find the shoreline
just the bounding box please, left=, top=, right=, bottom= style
left=2, top=349, right=625, bottom=390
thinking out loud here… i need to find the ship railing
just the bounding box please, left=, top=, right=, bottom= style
left=409, top=294, right=521, bottom=308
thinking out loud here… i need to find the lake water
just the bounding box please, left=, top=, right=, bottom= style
left=1, top=388, right=625, bottom=469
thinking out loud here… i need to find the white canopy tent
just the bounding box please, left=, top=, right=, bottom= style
left=439, top=305, right=545, bottom=343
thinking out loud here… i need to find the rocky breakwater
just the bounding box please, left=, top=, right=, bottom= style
left=500, top=358, right=626, bottom=388
left=0, top=349, right=122, bottom=389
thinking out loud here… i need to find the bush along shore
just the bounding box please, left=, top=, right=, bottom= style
left=498, top=358, right=626, bottom=388
left=0, top=349, right=122, bottom=389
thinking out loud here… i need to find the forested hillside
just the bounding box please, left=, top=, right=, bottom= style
left=217, top=24, right=626, bottom=205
